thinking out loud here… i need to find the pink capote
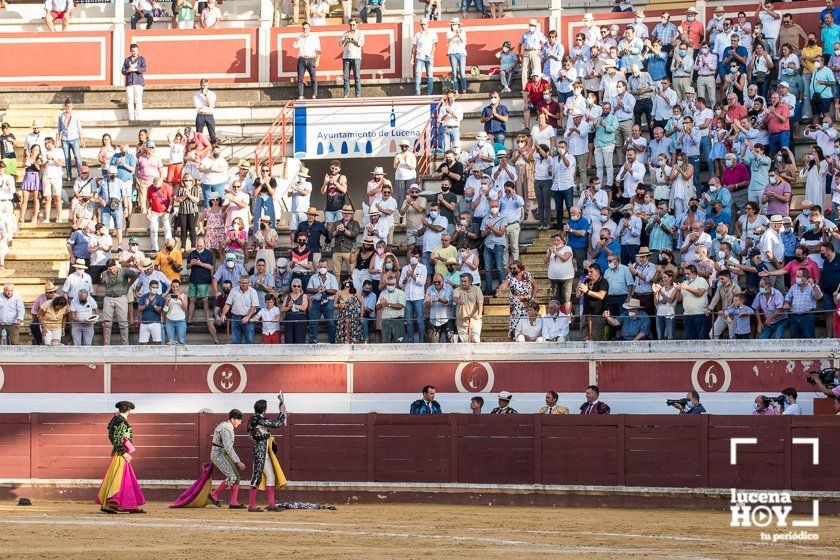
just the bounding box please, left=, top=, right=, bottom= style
left=170, top=462, right=213, bottom=508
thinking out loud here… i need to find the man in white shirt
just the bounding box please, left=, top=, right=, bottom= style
left=45, top=0, right=74, bottom=32
left=438, top=89, right=464, bottom=152
left=757, top=0, right=782, bottom=59
left=42, top=137, right=65, bottom=224
left=541, top=300, right=570, bottom=341
left=62, top=260, right=93, bottom=300
left=57, top=99, right=83, bottom=181
left=294, top=22, right=321, bottom=100
left=564, top=111, right=589, bottom=188
left=223, top=275, right=259, bottom=344
left=680, top=221, right=713, bottom=265
left=652, top=77, right=678, bottom=128
left=551, top=142, right=576, bottom=230
left=614, top=149, right=646, bottom=204
left=287, top=168, right=312, bottom=231
left=130, top=0, right=155, bottom=29
left=491, top=149, right=517, bottom=190
left=69, top=289, right=98, bottom=346
left=0, top=283, right=25, bottom=345
left=400, top=249, right=428, bottom=343
left=467, top=131, right=495, bottom=172
left=759, top=215, right=786, bottom=291
left=499, top=181, right=524, bottom=266
left=340, top=19, right=365, bottom=98
left=194, top=79, right=217, bottom=145
left=306, top=259, right=338, bottom=344
left=577, top=177, right=607, bottom=226
left=412, top=19, right=438, bottom=96
left=199, top=146, right=229, bottom=207
left=24, top=120, right=46, bottom=158
left=417, top=202, right=448, bottom=275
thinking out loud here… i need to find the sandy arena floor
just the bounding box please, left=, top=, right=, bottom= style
left=0, top=501, right=836, bottom=560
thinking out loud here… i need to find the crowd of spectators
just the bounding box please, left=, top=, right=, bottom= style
left=2, top=4, right=840, bottom=346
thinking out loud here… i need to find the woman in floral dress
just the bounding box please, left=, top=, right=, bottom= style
left=203, top=195, right=226, bottom=263
left=494, top=260, right=537, bottom=340
left=335, top=278, right=364, bottom=344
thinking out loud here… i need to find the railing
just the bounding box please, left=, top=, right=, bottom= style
left=254, top=99, right=295, bottom=170
left=416, top=98, right=444, bottom=180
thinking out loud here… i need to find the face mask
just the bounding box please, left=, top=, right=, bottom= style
left=464, top=195, right=473, bottom=202
left=775, top=155, right=784, bottom=163
left=410, top=257, right=419, bottom=265
left=570, top=213, right=580, bottom=220
left=212, top=151, right=221, bottom=158
left=815, top=63, right=822, bottom=70
left=362, top=289, right=372, bottom=297
left=616, top=88, right=625, bottom=94
left=628, top=310, right=637, bottom=318
left=689, top=204, right=698, bottom=212
left=490, top=98, right=499, bottom=106
left=724, top=159, right=734, bottom=168
left=599, top=215, right=608, bottom=223
left=769, top=177, right=777, bottom=185
left=429, top=211, right=438, bottom=219
left=151, top=288, right=161, bottom=295
left=701, top=48, right=708, bottom=55
left=477, top=140, right=485, bottom=147
left=490, top=207, right=500, bottom=215
left=710, top=185, right=719, bottom=193
left=730, top=67, right=738, bottom=74
left=760, top=287, right=768, bottom=295
left=387, top=285, right=396, bottom=292
left=795, top=277, right=805, bottom=286
left=824, top=123, right=832, bottom=131
left=783, top=68, right=794, bottom=76
left=753, top=403, right=761, bottom=411
left=687, top=15, right=695, bottom=21
left=226, top=261, right=234, bottom=269
left=678, top=49, right=687, bottom=57
left=318, top=267, right=327, bottom=274
left=385, top=262, right=394, bottom=270
left=676, top=159, right=684, bottom=166
left=803, top=209, right=811, bottom=216
left=503, top=46, right=510, bottom=53
left=717, top=250, right=726, bottom=260
left=609, top=262, right=618, bottom=270
left=543, top=94, right=551, bottom=101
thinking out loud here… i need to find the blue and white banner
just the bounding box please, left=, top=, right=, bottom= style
left=293, top=101, right=433, bottom=159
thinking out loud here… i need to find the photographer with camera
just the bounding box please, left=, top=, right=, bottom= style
left=667, top=391, right=706, bottom=414
left=772, top=387, right=801, bottom=415
left=752, top=394, right=779, bottom=415
left=807, top=368, right=840, bottom=400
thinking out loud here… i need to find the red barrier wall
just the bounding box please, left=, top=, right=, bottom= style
left=125, top=28, right=259, bottom=84
left=2, top=413, right=836, bottom=491
left=0, top=31, right=112, bottom=87
left=271, top=23, right=403, bottom=81
left=0, top=357, right=827, bottom=394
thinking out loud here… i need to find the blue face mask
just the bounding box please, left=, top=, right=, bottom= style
left=678, top=50, right=687, bottom=57
left=804, top=223, right=815, bottom=232
left=429, top=211, right=438, bottom=219
left=803, top=209, right=811, bottom=216
left=685, top=401, right=693, bottom=409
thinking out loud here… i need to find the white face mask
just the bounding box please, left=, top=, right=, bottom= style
left=318, top=267, right=327, bottom=274
left=490, top=207, right=500, bottom=215
left=226, top=261, right=235, bottom=269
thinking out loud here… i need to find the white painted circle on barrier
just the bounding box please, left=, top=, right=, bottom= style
left=691, top=359, right=732, bottom=393
left=207, top=363, right=248, bottom=393
left=454, top=361, right=494, bottom=393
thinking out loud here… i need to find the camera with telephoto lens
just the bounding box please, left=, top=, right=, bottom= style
left=806, top=368, right=838, bottom=387
left=762, top=395, right=786, bottom=407
left=666, top=398, right=688, bottom=407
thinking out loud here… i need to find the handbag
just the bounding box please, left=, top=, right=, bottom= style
left=109, top=197, right=121, bottom=211
left=122, top=437, right=135, bottom=454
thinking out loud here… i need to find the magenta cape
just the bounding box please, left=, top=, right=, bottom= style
left=170, top=462, right=213, bottom=508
